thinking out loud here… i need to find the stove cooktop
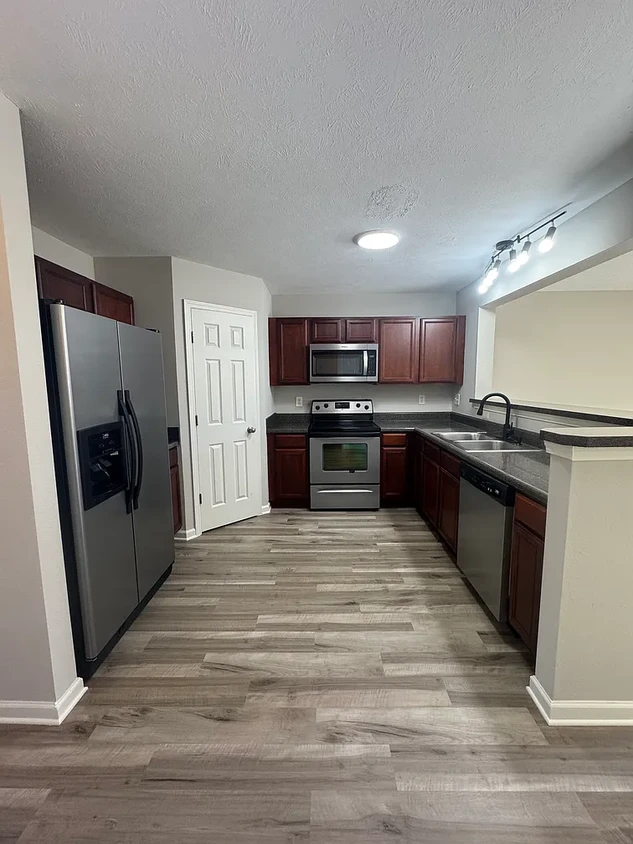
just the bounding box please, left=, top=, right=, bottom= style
left=308, top=398, right=381, bottom=437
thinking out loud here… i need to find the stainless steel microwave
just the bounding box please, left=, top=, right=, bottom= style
left=309, top=343, right=379, bottom=383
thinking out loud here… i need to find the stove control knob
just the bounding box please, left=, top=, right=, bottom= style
left=364, top=404, right=369, bottom=410
left=315, top=405, right=321, bottom=411
left=324, top=403, right=329, bottom=408
left=356, top=403, right=361, bottom=408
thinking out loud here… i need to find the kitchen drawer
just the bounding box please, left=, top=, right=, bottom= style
left=274, top=434, right=307, bottom=449
left=515, top=493, right=547, bottom=538
left=440, top=449, right=461, bottom=479
left=382, top=433, right=408, bottom=447
left=424, top=440, right=440, bottom=464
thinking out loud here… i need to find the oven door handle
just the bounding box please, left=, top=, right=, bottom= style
left=363, top=349, right=369, bottom=378
left=315, top=488, right=376, bottom=494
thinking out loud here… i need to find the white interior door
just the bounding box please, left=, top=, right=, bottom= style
left=191, top=306, right=261, bottom=531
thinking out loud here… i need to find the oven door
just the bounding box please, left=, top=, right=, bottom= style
left=309, top=344, right=377, bottom=383
left=310, top=436, right=380, bottom=485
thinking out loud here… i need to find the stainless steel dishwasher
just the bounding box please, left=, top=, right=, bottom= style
left=456, top=464, right=515, bottom=622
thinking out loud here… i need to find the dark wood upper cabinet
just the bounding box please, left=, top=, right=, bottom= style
left=269, top=318, right=309, bottom=385
left=378, top=317, right=419, bottom=383
left=93, top=282, right=135, bottom=325
left=419, top=316, right=466, bottom=383
left=35, top=257, right=136, bottom=326
left=268, top=433, right=309, bottom=506
left=310, top=318, right=344, bottom=343
left=35, top=257, right=94, bottom=312
left=509, top=494, right=546, bottom=656
left=345, top=318, right=378, bottom=343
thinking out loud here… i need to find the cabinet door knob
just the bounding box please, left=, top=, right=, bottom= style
left=247, top=426, right=257, bottom=434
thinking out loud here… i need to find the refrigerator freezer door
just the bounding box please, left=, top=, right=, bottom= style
left=50, top=305, right=139, bottom=660
left=118, top=322, right=174, bottom=601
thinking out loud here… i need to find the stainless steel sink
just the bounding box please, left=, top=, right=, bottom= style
left=434, top=431, right=496, bottom=442
left=455, top=440, right=537, bottom=452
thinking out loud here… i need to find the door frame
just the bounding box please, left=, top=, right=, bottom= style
left=183, top=299, right=263, bottom=537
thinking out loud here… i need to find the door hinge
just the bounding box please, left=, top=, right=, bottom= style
left=191, top=330, right=194, bottom=343
left=199, top=493, right=203, bottom=504
left=195, top=414, right=199, bottom=426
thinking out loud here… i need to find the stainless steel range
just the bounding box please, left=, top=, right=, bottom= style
left=308, top=399, right=381, bottom=510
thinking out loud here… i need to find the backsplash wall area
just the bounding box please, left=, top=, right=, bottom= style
left=273, top=383, right=457, bottom=413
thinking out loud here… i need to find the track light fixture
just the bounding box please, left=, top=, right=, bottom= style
left=478, top=213, right=565, bottom=294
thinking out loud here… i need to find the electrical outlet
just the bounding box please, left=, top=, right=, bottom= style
left=418, top=395, right=425, bottom=405
left=454, top=393, right=461, bottom=406
left=295, top=396, right=303, bottom=408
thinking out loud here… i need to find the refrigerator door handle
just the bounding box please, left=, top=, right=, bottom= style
left=126, top=390, right=144, bottom=510
left=117, top=389, right=136, bottom=514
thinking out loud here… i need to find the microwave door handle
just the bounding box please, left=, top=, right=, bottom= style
left=363, top=350, right=368, bottom=377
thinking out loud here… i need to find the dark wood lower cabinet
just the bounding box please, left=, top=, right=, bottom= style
left=268, top=434, right=309, bottom=506
left=169, top=446, right=182, bottom=535
left=421, top=454, right=440, bottom=527
left=413, top=435, right=424, bottom=516
left=438, top=468, right=460, bottom=552
left=508, top=494, right=546, bottom=656
left=380, top=434, right=410, bottom=505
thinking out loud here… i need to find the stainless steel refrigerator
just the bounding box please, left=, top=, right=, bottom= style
left=43, top=303, right=174, bottom=677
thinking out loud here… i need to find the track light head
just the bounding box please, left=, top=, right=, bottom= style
left=539, top=223, right=556, bottom=253
left=518, top=239, right=531, bottom=265
left=508, top=247, right=521, bottom=272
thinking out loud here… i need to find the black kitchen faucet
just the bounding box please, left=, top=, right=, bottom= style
left=476, top=392, right=518, bottom=442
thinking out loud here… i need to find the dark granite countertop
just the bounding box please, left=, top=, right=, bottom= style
left=267, top=412, right=549, bottom=503
left=168, top=441, right=178, bottom=450
left=267, top=413, right=310, bottom=433
left=541, top=426, right=633, bottom=448
left=411, top=423, right=549, bottom=505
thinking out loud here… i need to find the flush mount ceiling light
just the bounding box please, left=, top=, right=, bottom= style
left=478, top=212, right=565, bottom=295
left=354, top=230, right=400, bottom=250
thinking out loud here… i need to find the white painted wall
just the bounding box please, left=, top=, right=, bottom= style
left=171, top=258, right=273, bottom=530
left=93, top=257, right=178, bottom=426
left=532, top=439, right=633, bottom=721
left=274, top=384, right=455, bottom=413
left=492, top=291, right=633, bottom=414
left=0, top=93, right=80, bottom=721
left=273, top=292, right=456, bottom=318
left=457, top=178, right=633, bottom=418
left=31, top=226, right=94, bottom=279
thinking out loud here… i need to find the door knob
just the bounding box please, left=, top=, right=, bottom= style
left=247, top=426, right=257, bottom=434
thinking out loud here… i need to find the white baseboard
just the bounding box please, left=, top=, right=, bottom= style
left=261, top=503, right=271, bottom=515
left=175, top=527, right=198, bottom=541
left=528, top=675, right=633, bottom=725
left=0, top=677, right=87, bottom=725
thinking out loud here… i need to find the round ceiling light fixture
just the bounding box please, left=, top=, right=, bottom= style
left=354, top=230, right=400, bottom=250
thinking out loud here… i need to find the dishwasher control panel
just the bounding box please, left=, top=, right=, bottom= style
left=460, top=464, right=514, bottom=506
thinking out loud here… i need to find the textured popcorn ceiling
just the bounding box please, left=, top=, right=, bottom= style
left=1, top=0, right=633, bottom=292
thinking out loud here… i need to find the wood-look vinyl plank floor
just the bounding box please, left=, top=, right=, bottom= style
left=3, top=508, right=633, bottom=843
